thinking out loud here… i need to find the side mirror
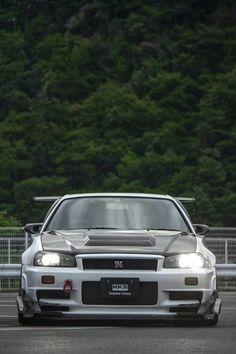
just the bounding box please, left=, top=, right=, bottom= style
left=193, top=224, right=209, bottom=235
left=24, top=223, right=43, bottom=234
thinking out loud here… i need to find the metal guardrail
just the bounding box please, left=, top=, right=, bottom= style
left=216, top=264, right=236, bottom=277
left=0, top=264, right=236, bottom=278
left=205, top=237, right=236, bottom=264
left=0, top=264, right=21, bottom=277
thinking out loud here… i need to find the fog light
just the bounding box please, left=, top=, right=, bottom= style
left=185, top=277, right=198, bottom=286
left=63, top=279, right=73, bottom=294
left=41, top=276, right=55, bottom=284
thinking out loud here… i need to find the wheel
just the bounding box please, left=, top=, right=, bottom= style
left=18, top=312, right=37, bottom=326
left=199, top=314, right=218, bottom=326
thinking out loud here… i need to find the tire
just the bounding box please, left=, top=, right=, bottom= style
left=199, top=314, right=218, bottom=326
left=18, top=312, right=37, bottom=326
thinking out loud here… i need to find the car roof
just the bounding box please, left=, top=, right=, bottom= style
left=60, top=192, right=173, bottom=200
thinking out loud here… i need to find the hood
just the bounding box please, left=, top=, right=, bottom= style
left=41, top=229, right=197, bottom=255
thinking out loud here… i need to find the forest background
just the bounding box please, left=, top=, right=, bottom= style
left=0, top=0, right=235, bottom=226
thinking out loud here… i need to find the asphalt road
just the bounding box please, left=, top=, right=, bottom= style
left=0, top=292, right=235, bottom=354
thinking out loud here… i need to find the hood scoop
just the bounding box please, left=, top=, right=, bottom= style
left=85, top=234, right=156, bottom=247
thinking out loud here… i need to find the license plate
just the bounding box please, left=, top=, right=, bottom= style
left=101, top=278, right=139, bottom=299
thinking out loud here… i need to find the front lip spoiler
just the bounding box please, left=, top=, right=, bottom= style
left=213, top=298, right=222, bottom=315
left=33, top=312, right=209, bottom=322
left=199, top=290, right=222, bottom=316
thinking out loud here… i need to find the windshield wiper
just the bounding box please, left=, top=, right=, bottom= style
left=87, top=226, right=123, bottom=230
left=47, top=227, right=122, bottom=231
left=147, top=228, right=187, bottom=234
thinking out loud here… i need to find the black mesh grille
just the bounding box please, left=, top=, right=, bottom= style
left=40, top=305, right=69, bottom=312
left=169, top=291, right=203, bottom=301
left=83, top=259, right=157, bottom=270
left=169, top=306, right=199, bottom=313
left=37, top=290, right=70, bottom=300
left=82, top=281, right=158, bottom=305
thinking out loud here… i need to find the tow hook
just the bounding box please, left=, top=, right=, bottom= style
left=63, top=279, right=73, bottom=294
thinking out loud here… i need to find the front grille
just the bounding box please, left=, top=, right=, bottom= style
left=83, top=258, right=157, bottom=270
left=40, top=305, right=69, bottom=312
left=169, top=306, right=199, bottom=313
left=36, top=290, right=70, bottom=300
left=169, top=291, right=203, bottom=301
left=82, top=281, right=158, bottom=305
left=169, top=291, right=202, bottom=314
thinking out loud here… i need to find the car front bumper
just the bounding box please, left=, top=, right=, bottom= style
left=18, top=254, right=220, bottom=320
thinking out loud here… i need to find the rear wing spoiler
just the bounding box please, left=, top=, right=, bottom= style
left=33, top=196, right=61, bottom=203
left=33, top=196, right=196, bottom=204
left=175, top=197, right=196, bottom=204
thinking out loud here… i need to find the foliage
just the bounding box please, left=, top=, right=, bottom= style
left=0, top=0, right=236, bottom=225
left=0, top=212, right=20, bottom=227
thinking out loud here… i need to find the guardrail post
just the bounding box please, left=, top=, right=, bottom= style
left=225, top=239, right=228, bottom=264
left=8, top=239, right=11, bottom=264
left=25, top=232, right=29, bottom=250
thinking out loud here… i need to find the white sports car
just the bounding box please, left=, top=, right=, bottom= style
left=17, top=193, right=221, bottom=325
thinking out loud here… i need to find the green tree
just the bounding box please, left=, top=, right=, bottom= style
left=0, top=212, right=20, bottom=227
left=0, top=0, right=236, bottom=226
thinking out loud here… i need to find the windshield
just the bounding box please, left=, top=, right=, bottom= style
left=44, top=197, right=190, bottom=232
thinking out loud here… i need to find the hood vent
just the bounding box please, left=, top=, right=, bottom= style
left=85, top=234, right=156, bottom=247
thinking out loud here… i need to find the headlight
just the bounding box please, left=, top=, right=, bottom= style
left=164, top=253, right=205, bottom=268
left=34, top=252, right=76, bottom=267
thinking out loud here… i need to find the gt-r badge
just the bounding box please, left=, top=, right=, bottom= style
left=114, top=260, right=123, bottom=269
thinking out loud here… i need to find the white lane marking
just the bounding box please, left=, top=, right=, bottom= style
left=0, top=303, right=15, bottom=305
left=222, top=306, right=236, bottom=310
left=0, top=326, right=115, bottom=331
left=0, top=315, right=17, bottom=318
left=0, top=305, right=16, bottom=307
left=0, top=300, right=15, bottom=303
left=0, top=296, right=16, bottom=298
